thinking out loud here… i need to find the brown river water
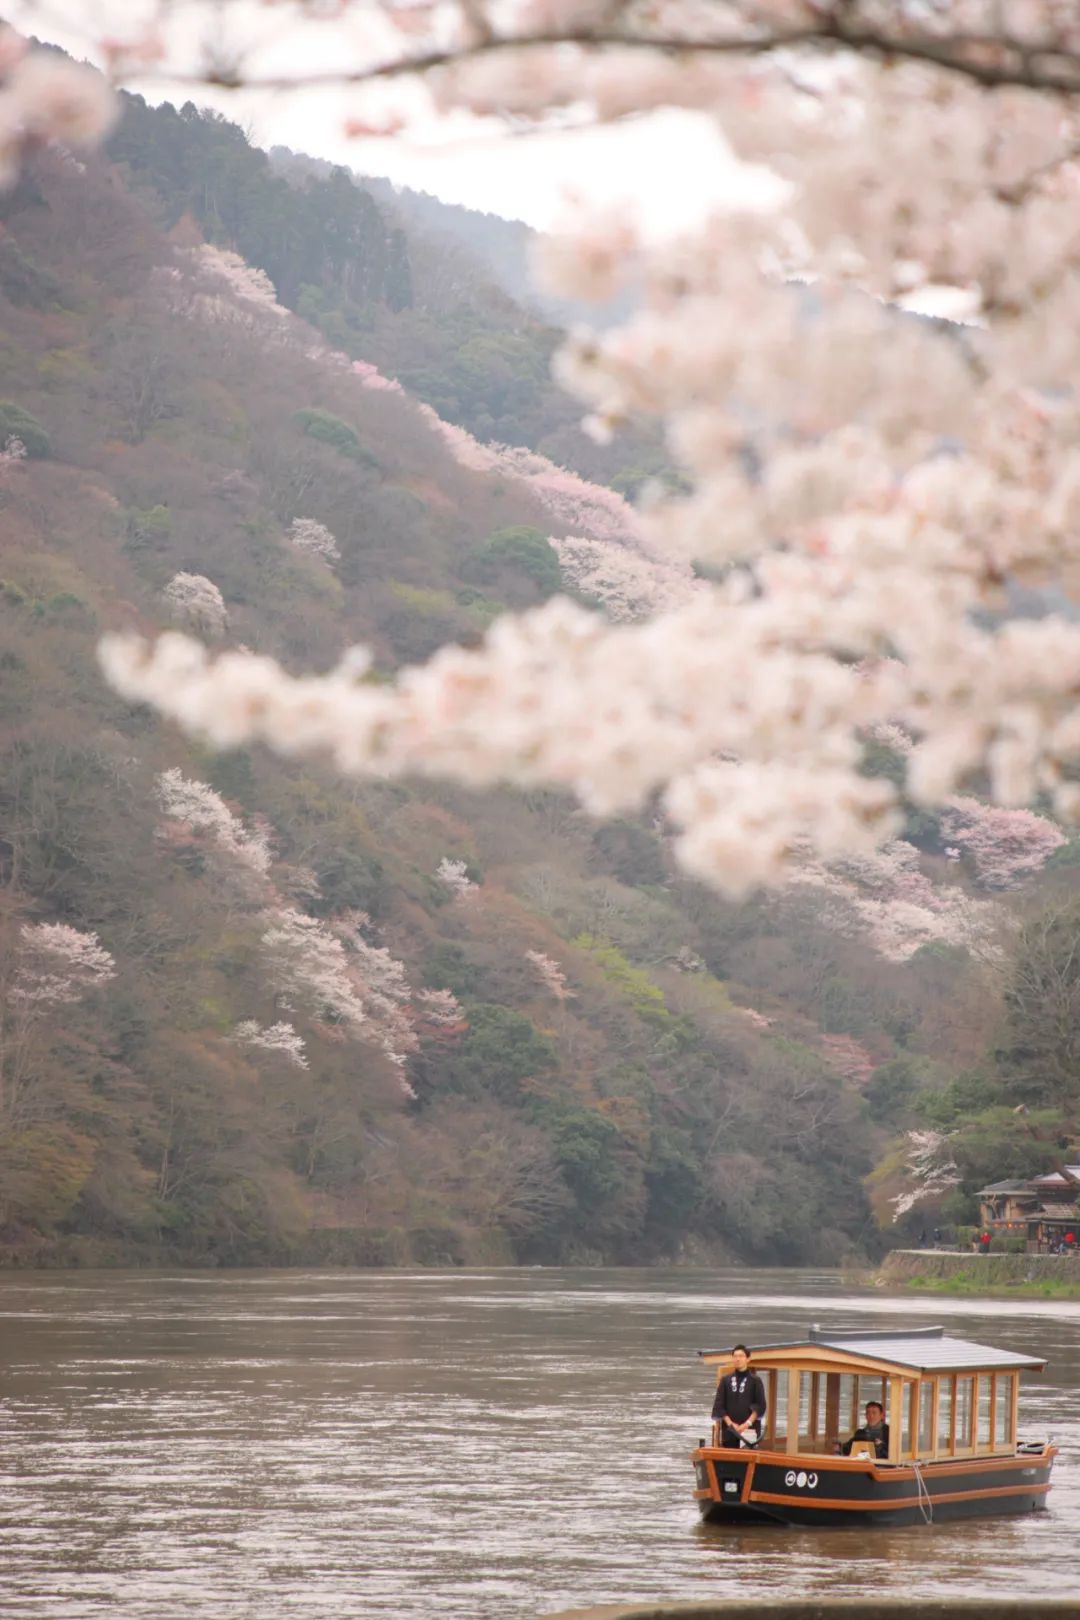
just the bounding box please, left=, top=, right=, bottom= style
left=0, top=1267, right=1077, bottom=1618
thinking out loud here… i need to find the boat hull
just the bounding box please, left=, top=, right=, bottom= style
left=692, top=1444, right=1055, bottom=1528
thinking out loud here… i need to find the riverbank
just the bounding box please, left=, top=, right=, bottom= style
left=0, top=1223, right=516, bottom=1270
left=880, top=1248, right=1080, bottom=1298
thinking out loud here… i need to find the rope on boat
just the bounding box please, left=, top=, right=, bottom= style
left=910, top=1460, right=934, bottom=1524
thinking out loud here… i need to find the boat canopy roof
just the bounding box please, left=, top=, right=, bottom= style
left=698, top=1325, right=1046, bottom=1376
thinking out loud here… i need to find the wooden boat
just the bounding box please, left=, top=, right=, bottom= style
left=692, top=1326, right=1055, bottom=1527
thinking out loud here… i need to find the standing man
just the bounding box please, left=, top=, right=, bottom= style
left=711, top=1343, right=767, bottom=1448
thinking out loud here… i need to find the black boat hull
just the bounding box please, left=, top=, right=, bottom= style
left=693, top=1445, right=1054, bottom=1528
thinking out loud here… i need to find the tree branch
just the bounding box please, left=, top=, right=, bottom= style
left=104, top=20, right=1080, bottom=100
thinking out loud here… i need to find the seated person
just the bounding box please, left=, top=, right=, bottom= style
left=841, top=1400, right=890, bottom=1458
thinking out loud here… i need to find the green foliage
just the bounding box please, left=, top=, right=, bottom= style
left=110, top=98, right=407, bottom=312
left=125, top=505, right=172, bottom=548
left=989, top=1233, right=1028, bottom=1254
left=864, top=1056, right=923, bottom=1125
left=293, top=407, right=375, bottom=466
left=466, top=526, right=562, bottom=597
left=609, top=459, right=691, bottom=500
left=0, top=1125, right=98, bottom=1226
left=0, top=400, right=50, bottom=457
left=547, top=1107, right=625, bottom=1216
left=644, top=1132, right=703, bottom=1242
left=997, top=900, right=1080, bottom=1109
left=387, top=580, right=458, bottom=617
left=859, top=736, right=907, bottom=787
left=591, top=818, right=667, bottom=887
left=0, top=238, right=64, bottom=308
left=425, top=942, right=484, bottom=1000
left=948, top=1106, right=1070, bottom=1190
left=574, top=934, right=671, bottom=1026
left=310, top=847, right=386, bottom=917
left=920, top=1066, right=1005, bottom=1127
left=442, top=1004, right=557, bottom=1102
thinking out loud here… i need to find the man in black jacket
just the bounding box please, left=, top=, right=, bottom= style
left=841, top=1400, right=890, bottom=1458
left=711, top=1343, right=767, bottom=1448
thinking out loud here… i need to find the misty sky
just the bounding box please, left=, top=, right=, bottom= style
left=7, top=0, right=775, bottom=234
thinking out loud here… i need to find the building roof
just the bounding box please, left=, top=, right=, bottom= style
left=977, top=1172, right=1080, bottom=1198
left=1036, top=1203, right=1080, bottom=1222
left=1032, top=1166, right=1080, bottom=1186
left=699, top=1325, right=1045, bottom=1374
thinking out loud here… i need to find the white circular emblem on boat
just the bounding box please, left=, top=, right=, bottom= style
left=785, top=1471, right=797, bottom=1486
left=807, top=1473, right=818, bottom=1489
left=796, top=1472, right=807, bottom=1488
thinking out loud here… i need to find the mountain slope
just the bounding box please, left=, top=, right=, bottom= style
left=2, top=95, right=1076, bottom=1271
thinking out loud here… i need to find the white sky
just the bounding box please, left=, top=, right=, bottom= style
left=6, top=0, right=779, bottom=235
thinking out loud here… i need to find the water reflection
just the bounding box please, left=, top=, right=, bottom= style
left=0, top=1268, right=1076, bottom=1618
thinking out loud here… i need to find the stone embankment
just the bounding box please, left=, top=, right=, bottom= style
left=879, top=1248, right=1080, bottom=1292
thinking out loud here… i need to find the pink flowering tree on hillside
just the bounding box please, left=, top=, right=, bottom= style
left=819, top=1034, right=877, bottom=1090
left=890, top=1130, right=962, bottom=1223
left=162, top=573, right=228, bottom=639
left=11, top=922, right=115, bottom=1006
left=525, top=949, right=575, bottom=1002
left=413, top=987, right=467, bottom=1039
left=155, top=768, right=272, bottom=889
left=257, top=907, right=422, bottom=1088
left=786, top=840, right=996, bottom=963
left=436, top=857, right=475, bottom=899
left=1, top=919, right=116, bottom=1127
left=231, top=1019, right=308, bottom=1071
left=939, top=797, right=1065, bottom=890
left=288, top=518, right=341, bottom=566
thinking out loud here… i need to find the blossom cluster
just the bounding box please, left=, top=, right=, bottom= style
left=288, top=517, right=341, bottom=565
left=788, top=839, right=994, bottom=963
left=194, top=245, right=288, bottom=318
left=421, top=406, right=694, bottom=618
left=93, top=5, right=1080, bottom=896
left=436, top=856, right=475, bottom=898
left=257, top=907, right=423, bottom=1084
left=525, top=948, right=574, bottom=1001
left=231, top=1019, right=308, bottom=1070
left=413, top=986, right=467, bottom=1033
left=156, top=768, right=272, bottom=878
left=939, top=797, right=1065, bottom=890
left=162, top=573, right=228, bottom=638
left=891, top=1129, right=962, bottom=1221
left=12, top=921, right=116, bottom=1006
left=819, top=1033, right=877, bottom=1089
left=154, top=769, right=424, bottom=1078
left=550, top=532, right=697, bottom=621
left=0, top=30, right=116, bottom=189
left=352, top=359, right=404, bottom=394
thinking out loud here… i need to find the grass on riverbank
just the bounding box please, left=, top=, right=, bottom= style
left=899, top=1269, right=1080, bottom=1299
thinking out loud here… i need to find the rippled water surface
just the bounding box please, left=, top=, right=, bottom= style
left=0, top=1267, right=1077, bottom=1617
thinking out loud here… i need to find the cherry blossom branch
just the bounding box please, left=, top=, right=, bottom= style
left=83, top=13, right=1080, bottom=101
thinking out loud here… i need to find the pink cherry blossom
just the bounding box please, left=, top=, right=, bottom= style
left=13, top=922, right=116, bottom=1006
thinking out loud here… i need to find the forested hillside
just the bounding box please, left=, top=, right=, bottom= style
left=1, top=92, right=1079, bottom=1270
left=109, top=95, right=669, bottom=496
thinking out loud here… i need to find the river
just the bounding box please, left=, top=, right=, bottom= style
left=0, top=1267, right=1076, bottom=1617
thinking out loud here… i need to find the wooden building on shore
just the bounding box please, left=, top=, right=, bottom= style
left=977, top=1164, right=1080, bottom=1252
